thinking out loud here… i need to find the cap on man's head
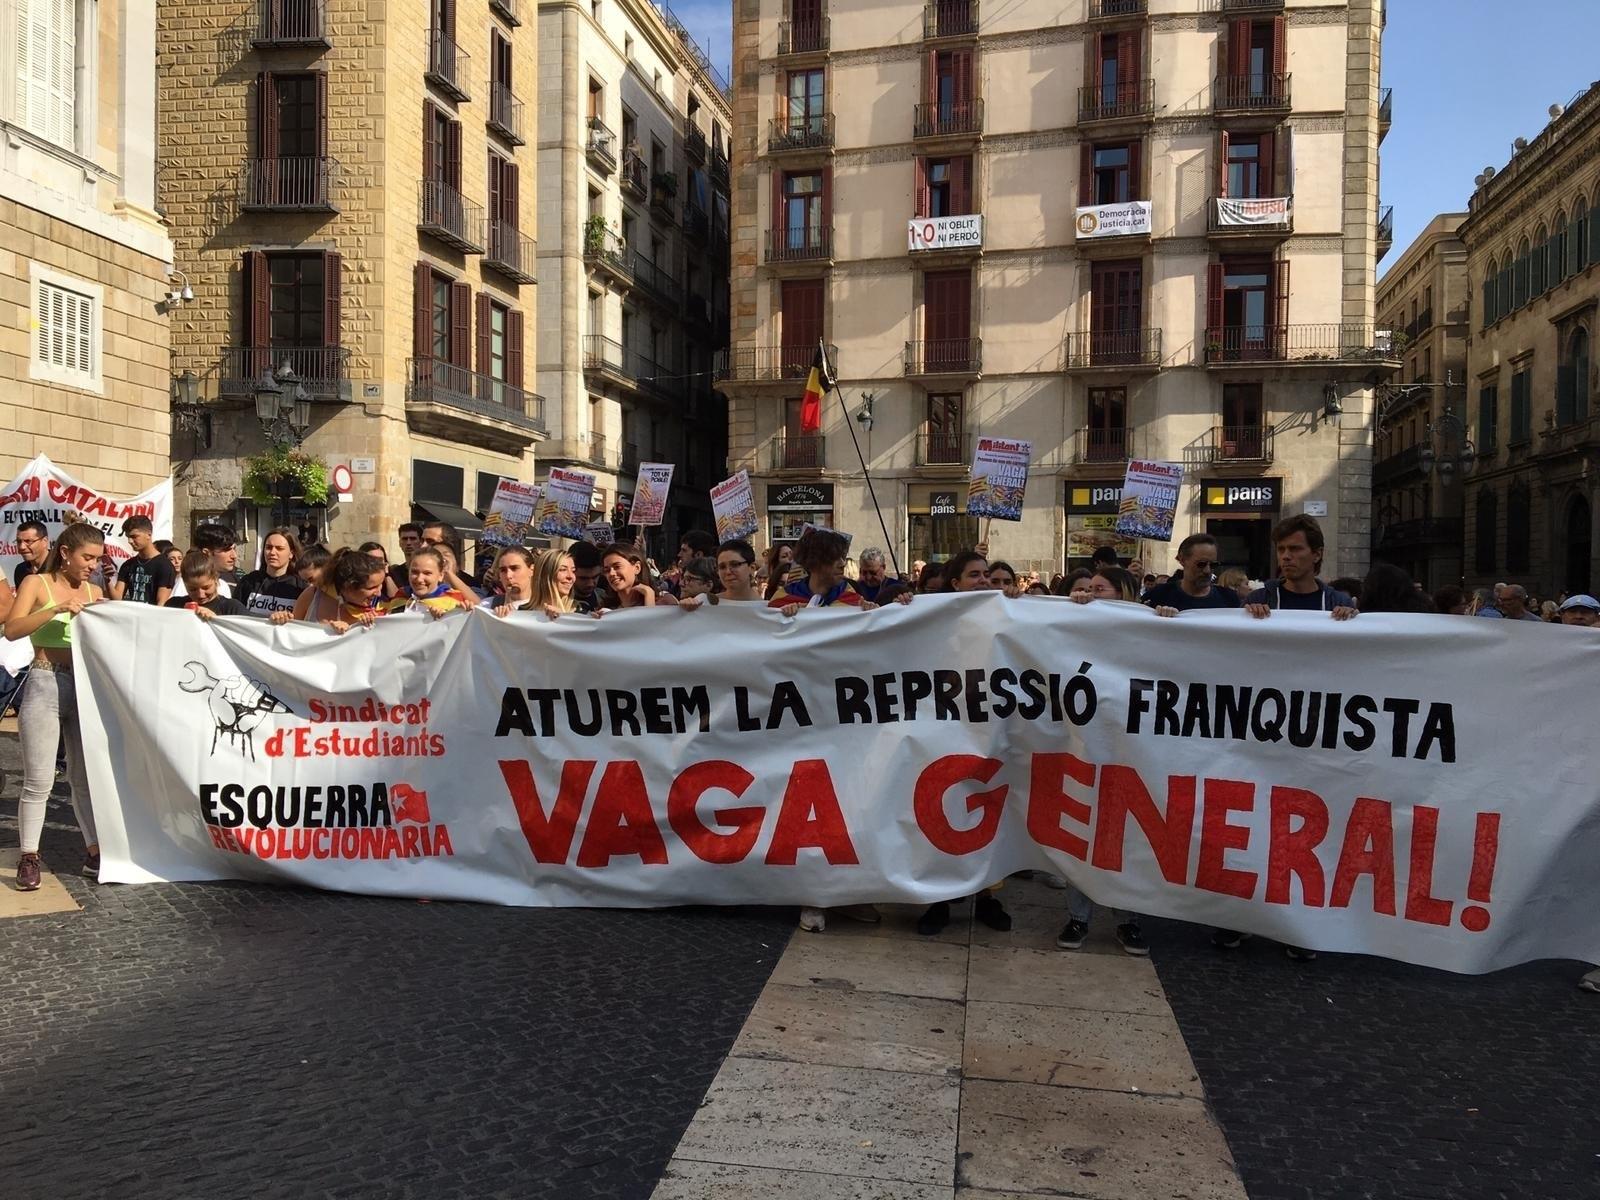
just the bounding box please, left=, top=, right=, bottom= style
left=1558, top=593, right=1600, bottom=612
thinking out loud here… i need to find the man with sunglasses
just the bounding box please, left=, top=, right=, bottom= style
left=1140, top=533, right=1241, bottom=612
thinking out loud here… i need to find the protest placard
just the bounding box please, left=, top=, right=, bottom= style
left=1115, top=459, right=1184, bottom=541
left=711, top=470, right=759, bottom=540
left=630, top=463, right=674, bottom=527
left=480, top=479, right=541, bottom=548
left=536, top=468, right=596, bottom=539
left=966, top=437, right=1031, bottom=521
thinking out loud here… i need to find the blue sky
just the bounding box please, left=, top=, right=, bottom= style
left=671, top=0, right=1599, bottom=272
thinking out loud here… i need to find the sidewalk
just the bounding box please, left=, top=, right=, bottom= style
left=652, top=879, right=1245, bottom=1199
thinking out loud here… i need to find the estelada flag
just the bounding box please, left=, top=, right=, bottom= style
left=798, top=341, right=833, bottom=434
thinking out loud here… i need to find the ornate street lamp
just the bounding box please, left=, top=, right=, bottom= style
left=1417, top=405, right=1475, bottom=484
left=253, top=359, right=312, bottom=446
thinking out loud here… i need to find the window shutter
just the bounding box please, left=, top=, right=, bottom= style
left=47, top=0, right=75, bottom=147
left=1279, top=124, right=1294, bottom=195
left=445, top=118, right=462, bottom=189
left=1127, top=139, right=1142, bottom=201
left=422, top=100, right=437, bottom=181
left=1568, top=212, right=1581, bottom=277
left=507, top=310, right=525, bottom=389
left=1079, top=142, right=1094, bottom=206
left=1258, top=131, right=1275, bottom=197
left=925, top=49, right=939, bottom=105
left=450, top=281, right=472, bottom=368
left=1272, top=258, right=1291, bottom=348
left=476, top=293, right=492, bottom=374
left=488, top=152, right=503, bottom=223
left=441, top=0, right=455, bottom=39
left=1216, top=129, right=1228, bottom=197
left=952, top=155, right=971, bottom=215
left=256, top=72, right=278, bottom=160
left=1116, top=30, right=1139, bottom=102
left=1227, top=20, right=1250, bottom=79
left=315, top=72, right=329, bottom=160
left=1206, top=262, right=1224, bottom=335
left=1590, top=205, right=1600, bottom=269
left=1270, top=15, right=1286, bottom=79
left=504, top=162, right=519, bottom=229
left=323, top=251, right=342, bottom=349
left=1085, top=33, right=1100, bottom=94
left=414, top=263, right=432, bottom=359
left=821, top=164, right=832, bottom=225
left=953, top=49, right=972, bottom=107
left=244, top=250, right=270, bottom=349
left=914, top=155, right=929, bottom=218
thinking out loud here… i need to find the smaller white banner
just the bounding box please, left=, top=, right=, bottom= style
left=711, top=470, right=759, bottom=541
left=908, top=214, right=983, bottom=252
left=1214, top=197, right=1293, bottom=227
left=1074, top=201, right=1152, bottom=240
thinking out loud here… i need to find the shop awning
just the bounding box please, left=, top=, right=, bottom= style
left=411, top=501, right=484, bottom=535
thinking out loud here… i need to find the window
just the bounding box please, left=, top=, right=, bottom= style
left=1222, top=16, right=1285, bottom=103
left=1474, top=487, right=1497, bottom=575
left=413, top=460, right=464, bottom=506
left=623, top=32, right=634, bottom=59
left=1510, top=367, right=1531, bottom=442
left=1506, top=486, right=1531, bottom=574
left=785, top=69, right=824, bottom=135
left=1532, top=228, right=1548, bottom=295
left=926, top=392, right=964, bottom=463
left=1221, top=381, right=1265, bottom=457
left=1088, top=30, right=1140, bottom=112
left=1079, top=140, right=1141, bottom=206
left=1513, top=240, right=1529, bottom=310
left=1481, top=260, right=1497, bottom=328
left=588, top=78, right=603, bottom=121
left=268, top=254, right=325, bottom=347
left=1084, top=387, right=1126, bottom=462
left=431, top=275, right=452, bottom=360
left=1497, top=255, right=1512, bottom=318
left=30, top=267, right=100, bottom=390
left=413, top=264, right=470, bottom=378
left=1090, top=259, right=1142, bottom=361
left=1477, top=383, right=1497, bottom=453
left=1219, top=131, right=1277, bottom=199
left=779, top=277, right=824, bottom=374
left=923, top=269, right=972, bottom=369
left=1558, top=327, right=1590, bottom=426
left=1552, top=212, right=1567, bottom=285
left=781, top=171, right=824, bottom=247
left=1572, top=197, right=1588, bottom=275
left=490, top=30, right=513, bottom=93
left=253, top=72, right=329, bottom=204
left=423, top=102, right=461, bottom=188
left=916, top=154, right=972, bottom=217
left=13, top=0, right=87, bottom=151
left=1207, top=257, right=1287, bottom=360
left=243, top=250, right=341, bottom=380
left=925, top=49, right=975, bottom=127
left=488, top=151, right=520, bottom=228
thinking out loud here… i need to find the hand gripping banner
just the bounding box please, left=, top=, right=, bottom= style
left=73, top=597, right=1600, bottom=974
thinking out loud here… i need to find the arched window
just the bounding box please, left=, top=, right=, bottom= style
left=1513, top=237, right=1530, bottom=308
left=1474, top=486, right=1497, bottom=575
left=1553, top=210, right=1568, bottom=283
left=1532, top=223, right=1549, bottom=294
left=1575, top=194, right=1590, bottom=271
left=1506, top=485, right=1531, bottom=574
left=1561, top=326, right=1592, bottom=425
left=1482, top=258, right=1497, bottom=327
left=1498, top=250, right=1513, bottom=317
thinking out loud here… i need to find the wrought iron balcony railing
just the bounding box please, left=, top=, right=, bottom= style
left=1220, top=0, right=1283, bottom=10
left=1203, top=324, right=1399, bottom=365
left=1215, top=72, right=1291, bottom=112
left=710, top=148, right=730, bottom=187
left=1074, top=425, right=1131, bottom=464
left=239, top=156, right=337, bottom=211
left=621, top=149, right=648, bottom=199
left=406, top=359, right=545, bottom=431
left=1062, top=328, right=1161, bottom=369
left=915, top=430, right=968, bottom=466
left=905, top=337, right=982, bottom=375
left=776, top=16, right=828, bottom=54
left=418, top=179, right=486, bottom=253
left=768, top=113, right=835, bottom=154
left=765, top=225, right=833, bottom=263
left=583, top=227, right=631, bottom=282
left=1078, top=77, right=1155, bottom=123
left=923, top=0, right=978, bottom=38
left=714, top=343, right=837, bottom=382
left=683, top=203, right=709, bottom=242
left=484, top=221, right=536, bottom=284
left=252, top=0, right=327, bottom=47
left=684, top=122, right=707, bottom=161
left=1212, top=423, right=1274, bottom=462
left=913, top=99, right=984, bottom=139
left=1087, top=0, right=1145, bottom=17
left=219, top=346, right=349, bottom=399
left=631, top=251, right=678, bottom=303
left=586, top=118, right=617, bottom=173
left=770, top=433, right=826, bottom=471
left=583, top=334, right=632, bottom=380
left=427, top=28, right=471, bottom=102
left=488, top=82, right=525, bottom=145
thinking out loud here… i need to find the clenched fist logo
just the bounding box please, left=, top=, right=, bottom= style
left=179, top=661, right=291, bottom=760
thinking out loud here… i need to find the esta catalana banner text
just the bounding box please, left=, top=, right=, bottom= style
left=73, top=598, right=1600, bottom=974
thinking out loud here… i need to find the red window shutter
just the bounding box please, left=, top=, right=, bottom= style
left=450, top=280, right=472, bottom=368
left=444, top=118, right=462, bottom=189
left=1257, top=131, right=1275, bottom=196
left=1079, top=142, right=1094, bottom=206
left=244, top=250, right=270, bottom=347
left=323, top=250, right=342, bottom=349
left=1127, top=139, right=1142, bottom=201
left=504, top=162, right=519, bottom=229
left=476, top=293, right=492, bottom=374
left=771, top=168, right=784, bottom=237
left=1272, top=258, right=1291, bottom=337
left=422, top=100, right=437, bottom=181
left=952, top=155, right=970, bottom=215
left=1217, top=129, right=1228, bottom=196
left=925, top=49, right=939, bottom=105
left=1117, top=30, right=1139, bottom=99
left=255, top=72, right=277, bottom=160
left=1085, top=34, right=1100, bottom=93
left=779, top=72, right=792, bottom=123
left=314, top=72, right=328, bottom=159
left=914, top=155, right=929, bottom=219
left=440, top=0, right=455, bottom=39
left=488, top=152, right=502, bottom=223
left=1271, top=15, right=1286, bottom=78
left=1206, top=262, right=1224, bottom=335
left=507, top=310, right=524, bottom=389
left=414, top=263, right=432, bottom=359
left=1227, top=19, right=1250, bottom=78
left=953, top=49, right=972, bottom=106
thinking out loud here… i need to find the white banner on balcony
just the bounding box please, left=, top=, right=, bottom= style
left=908, top=214, right=983, bottom=252
left=1073, top=201, right=1152, bottom=240
left=1214, top=197, right=1293, bottom=227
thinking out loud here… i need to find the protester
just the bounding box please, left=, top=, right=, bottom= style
left=660, top=531, right=718, bottom=598
left=1024, top=581, right=1049, bottom=597
left=1089, top=545, right=1119, bottom=571
left=357, top=541, right=403, bottom=601
left=1539, top=600, right=1560, bottom=622
left=567, top=539, right=614, bottom=612
left=679, top=557, right=719, bottom=601
left=1064, top=570, right=1094, bottom=600
left=942, top=550, right=990, bottom=593
left=298, top=546, right=390, bottom=632
left=1217, top=566, right=1251, bottom=602
left=711, top=539, right=763, bottom=602
left=1467, top=587, right=1499, bottom=616
left=855, top=548, right=889, bottom=603
left=498, top=549, right=584, bottom=619
left=1141, top=534, right=1241, bottom=612
left=390, top=522, right=424, bottom=592
left=601, top=543, right=662, bottom=608
left=108, top=515, right=176, bottom=606
left=387, top=545, right=470, bottom=617
left=4, top=523, right=106, bottom=889
left=1243, top=516, right=1357, bottom=619
left=173, top=524, right=239, bottom=598
left=916, top=561, right=947, bottom=594
left=763, top=543, right=796, bottom=600
left=491, top=547, right=536, bottom=614
left=236, top=527, right=305, bottom=616
left=987, top=560, right=1021, bottom=598
left=420, top=521, right=481, bottom=594
left=770, top=528, right=869, bottom=612
left=13, top=520, right=51, bottom=587
left=1356, top=564, right=1434, bottom=614
left=164, top=550, right=249, bottom=619
left=1557, top=593, right=1600, bottom=626
left=1476, top=583, right=1539, bottom=622
left=1432, top=584, right=1468, bottom=615
left=156, top=539, right=181, bottom=577
left=909, top=558, right=927, bottom=583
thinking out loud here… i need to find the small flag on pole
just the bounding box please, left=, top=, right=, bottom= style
left=799, top=341, right=832, bottom=434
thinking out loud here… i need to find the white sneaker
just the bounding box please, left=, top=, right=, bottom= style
left=799, top=906, right=827, bottom=932
left=1036, top=872, right=1069, bottom=890
left=1580, top=969, right=1600, bottom=994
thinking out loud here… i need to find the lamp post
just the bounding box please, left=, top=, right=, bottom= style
left=1417, top=406, right=1476, bottom=485
left=253, top=359, right=314, bottom=526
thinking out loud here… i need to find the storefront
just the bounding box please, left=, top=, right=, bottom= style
left=909, top=486, right=979, bottom=565
left=767, top=483, right=834, bottom=546
left=1201, top=477, right=1283, bottom=579
left=1064, top=482, right=1139, bottom=570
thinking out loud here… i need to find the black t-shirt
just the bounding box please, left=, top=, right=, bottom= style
left=164, top=594, right=249, bottom=616
left=13, top=560, right=38, bottom=588
left=1142, top=580, right=1242, bottom=611
left=388, top=563, right=409, bottom=593
left=117, top=553, right=177, bottom=605
left=237, top=570, right=305, bottom=616
left=1244, top=581, right=1355, bottom=612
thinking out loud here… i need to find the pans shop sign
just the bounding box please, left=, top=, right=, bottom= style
left=1202, top=478, right=1283, bottom=515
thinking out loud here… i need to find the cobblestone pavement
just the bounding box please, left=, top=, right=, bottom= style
left=1145, top=917, right=1600, bottom=1200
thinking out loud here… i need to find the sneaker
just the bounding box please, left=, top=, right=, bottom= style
left=1055, top=919, right=1089, bottom=950
left=1284, top=945, right=1318, bottom=962
left=974, top=892, right=1012, bottom=932
left=798, top=906, right=826, bottom=932
left=16, top=852, right=42, bottom=892
left=1211, top=928, right=1250, bottom=950
left=836, top=904, right=881, bottom=925
left=916, top=901, right=951, bottom=936
left=83, top=852, right=101, bottom=879
left=1036, top=872, right=1069, bottom=890
left=1116, top=923, right=1150, bottom=956
left=1579, top=969, right=1600, bottom=994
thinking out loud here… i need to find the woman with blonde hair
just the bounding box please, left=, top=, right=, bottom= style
left=530, top=548, right=580, bottom=616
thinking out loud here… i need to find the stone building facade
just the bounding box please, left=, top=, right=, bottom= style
left=536, top=0, right=731, bottom=553
left=1460, top=79, right=1600, bottom=599
left=0, top=0, right=173, bottom=499
left=720, top=0, right=1392, bottom=579
left=1372, top=212, right=1468, bottom=591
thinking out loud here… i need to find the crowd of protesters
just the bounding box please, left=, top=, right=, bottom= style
left=2, top=511, right=1596, bottom=993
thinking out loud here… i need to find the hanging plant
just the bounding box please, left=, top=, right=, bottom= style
left=241, top=446, right=330, bottom=507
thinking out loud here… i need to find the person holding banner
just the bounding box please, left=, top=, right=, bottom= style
left=1244, top=516, right=1357, bottom=619
left=712, top=540, right=763, bottom=603
left=525, top=549, right=587, bottom=618
left=768, top=528, right=868, bottom=613
left=678, top=558, right=719, bottom=603
left=762, top=544, right=796, bottom=600
left=600, top=544, right=663, bottom=609
left=236, top=528, right=306, bottom=617
left=4, top=523, right=107, bottom=889
left=491, top=547, right=536, bottom=614
left=387, top=546, right=471, bottom=617
left=567, top=541, right=614, bottom=613
left=1140, top=534, right=1241, bottom=613
left=296, top=547, right=390, bottom=632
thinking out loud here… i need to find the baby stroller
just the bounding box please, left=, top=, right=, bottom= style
left=0, top=664, right=29, bottom=720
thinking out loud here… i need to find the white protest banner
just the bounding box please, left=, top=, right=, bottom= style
left=0, top=454, right=174, bottom=582
left=710, top=470, right=758, bottom=541
left=480, top=480, right=541, bottom=548
left=908, top=214, right=983, bottom=252
left=1116, top=459, right=1184, bottom=541
left=966, top=437, right=1031, bottom=521
left=1214, top=197, right=1292, bottom=227
left=74, top=599, right=1600, bottom=975
left=536, top=467, right=595, bottom=539
left=629, top=463, right=674, bottom=527
left=581, top=520, right=615, bottom=546
left=1074, top=200, right=1152, bottom=240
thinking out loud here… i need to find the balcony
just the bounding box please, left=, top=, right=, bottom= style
left=1208, top=195, right=1293, bottom=235
left=1377, top=518, right=1462, bottom=550
left=1372, top=444, right=1423, bottom=490
left=488, top=82, right=526, bottom=146
left=765, top=225, right=833, bottom=264
left=239, top=157, right=337, bottom=212
left=770, top=434, right=826, bottom=471
left=1202, top=324, right=1400, bottom=367
left=1211, top=424, right=1274, bottom=463
left=219, top=347, right=350, bottom=401
left=915, top=430, right=968, bottom=468
left=1538, top=412, right=1600, bottom=457
left=489, top=0, right=519, bottom=26
left=406, top=359, right=545, bottom=453
left=586, top=118, right=617, bottom=174
left=583, top=227, right=631, bottom=286
left=621, top=149, right=648, bottom=200
left=1377, top=204, right=1394, bottom=261
left=776, top=16, right=828, bottom=55
left=1220, top=0, right=1283, bottom=9
left=586, top=432, right=609, bottom=467
left=1379, top=87, right=1392, bottom=139
left=418, top=180, right=485, bottom=253
left=582, top=335, right=634, bottom=386
left=1215, top=72, right=1291, bottom=113
left=768, top=113, right=835, bottom=154
left=914, top=99, right=984, bottom=140
left=1078, top=78, right=1155, bottom=124
left=649, top=182, right=676, bottom=223
left=905, top=338, right=982, bottom=377
left=427, top=28, right=470, bottom=103
left=683, top=202, right=709, bottom=243
left=715, top=343, right=837, bottom=383
left=1062, top=329, right=1162, bottom=370
left=631, top=251, right=678, bottom=306
left=710, top=148, right=730, bottom=188
left=1087, top=0, right=1145, bottom=16
left=252, top=0, right=327, bottom=47
left=484, top=222, right=537, bottom=284
left=1074, top=425, right=1132, bottom=465
left=684, top=122, right=707, bottom=162
left=924, top=0, right=977, bottom=38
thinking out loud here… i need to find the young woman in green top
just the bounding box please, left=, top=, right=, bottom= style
left=4, top=523, right=106, bottom=891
